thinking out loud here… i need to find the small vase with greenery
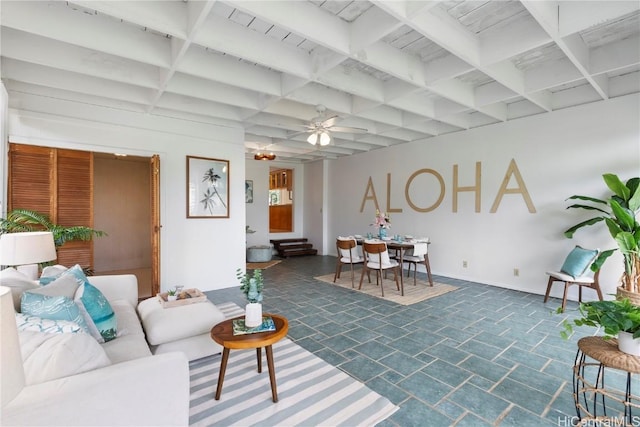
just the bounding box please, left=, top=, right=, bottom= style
left=561, top=298, right=640, bottom=355
left=166, top=288, right=177, bottom=301
left=564, top=174, right=640, bottom=295
left=236, top=269, right=264, bottom=327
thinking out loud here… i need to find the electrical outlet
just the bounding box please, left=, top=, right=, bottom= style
left=463, top=260, right=468, bottom=268
left=514, top=268, right=519, bottom=277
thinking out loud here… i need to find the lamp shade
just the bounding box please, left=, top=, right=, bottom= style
left=0, top=232, right=57, bottom=266
left=307, top=133, right=319, bottom=145
left=319, top=131, right=331, bottom=146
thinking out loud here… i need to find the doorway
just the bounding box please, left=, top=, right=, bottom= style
left=93, top=153, right=158, bottom=299
left=269, top=168, right=293, bottom=232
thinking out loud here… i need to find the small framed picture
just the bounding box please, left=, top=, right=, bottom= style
left=187, top=155, right=229, bottom=218
left=245, top=180, right=254, bottom=203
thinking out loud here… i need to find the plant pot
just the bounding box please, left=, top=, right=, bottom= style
left=245, top=303, right=263, bottom=328
left=167, top=295, right=177, bottom=301
left=616, top=286, right=640, bottom=307
left=618, top=331, right=640, bottom=356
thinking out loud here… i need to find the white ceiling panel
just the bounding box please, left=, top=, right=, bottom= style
left=1, top=0, right=638, bottom=163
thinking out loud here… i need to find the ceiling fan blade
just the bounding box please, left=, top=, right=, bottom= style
left=328, top=126, right=368, bottom=134
left=287, top=130, right=310, bottom=138
left=321, top=115, right=340, bottom=128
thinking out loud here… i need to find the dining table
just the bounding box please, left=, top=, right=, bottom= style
left=354, top=236, right=433, bottom=295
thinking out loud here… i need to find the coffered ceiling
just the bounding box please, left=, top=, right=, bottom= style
left=1, top=1, right=639, bottom=163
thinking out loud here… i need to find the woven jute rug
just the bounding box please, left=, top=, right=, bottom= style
left=246, top=259, right=282, bottom=270
left=314, top=272, right=458, bottom=306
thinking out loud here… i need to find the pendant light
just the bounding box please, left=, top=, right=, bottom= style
left=254, top=152, right=276, bottom=161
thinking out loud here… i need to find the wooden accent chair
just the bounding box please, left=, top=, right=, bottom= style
left=544, top=246, right=603, bottom=312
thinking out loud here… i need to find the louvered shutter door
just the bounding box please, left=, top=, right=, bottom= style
left=8, top=144, right=94, bottom=270
left=8, top=144, right=54, bottom=215
left=55, top=149, right=93, bottom=269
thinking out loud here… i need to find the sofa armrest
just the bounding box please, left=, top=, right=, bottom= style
left=1, top=352, right=189, bottom=426
left=89, top=274, right=138, bottom=307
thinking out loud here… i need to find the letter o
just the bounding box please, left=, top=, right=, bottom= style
left=405, top=169, right=445, bottom=212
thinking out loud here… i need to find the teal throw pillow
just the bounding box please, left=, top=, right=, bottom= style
left=560, top=246, right=599, bottom=278
left=75, top=281, right=117, bottom=342
left=62, top=265, right=117, bottom=343
left=20, top=293, right=90, bottom=333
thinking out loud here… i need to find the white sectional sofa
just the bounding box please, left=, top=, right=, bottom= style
left=1, top=273, right=192, bottom=426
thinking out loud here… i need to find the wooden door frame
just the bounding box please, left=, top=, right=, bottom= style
left=150, top=154, right=160, bottom=296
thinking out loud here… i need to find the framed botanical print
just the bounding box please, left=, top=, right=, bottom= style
left=187, top=155, right=229, bottom=218
left=245, top=180, right=254, bottom=203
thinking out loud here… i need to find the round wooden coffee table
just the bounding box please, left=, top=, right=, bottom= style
left=210, top=313, right=288, bottom=402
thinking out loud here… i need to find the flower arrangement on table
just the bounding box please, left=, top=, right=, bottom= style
left=371, top=209, right=391, bottom=238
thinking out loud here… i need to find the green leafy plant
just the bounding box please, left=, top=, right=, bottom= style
left=560, top=298, right=640, bottom=340
left=167, top=289, right=176, bottom=296
left=564, top=174, right=640, bottom=292
left=0, top=208, right=106, bottom=247
left=236, top=268, right=264, bottom=303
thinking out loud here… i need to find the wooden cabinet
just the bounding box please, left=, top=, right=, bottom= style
left=269, top=169, right=292, bottom=190
left=269, top=204, right=292, bottom=232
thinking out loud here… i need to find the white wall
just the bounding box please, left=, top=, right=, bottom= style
left=328, top=94, right=640, bottom=300
left=245, top=159, right=270, bottom=248
left=4, top=94, right=246, bottom=292
left=303, top=159, right=325, bottom=254
left=0, top=83, right=7, bottom=217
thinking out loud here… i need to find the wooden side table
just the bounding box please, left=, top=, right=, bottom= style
left=574, top=336, right=640, bottom=425
left=210, top=313, right=288, bottom=402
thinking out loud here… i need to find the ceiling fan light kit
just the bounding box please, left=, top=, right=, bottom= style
left=307, top=131, right=331, bottom=146
left=254, top=152, right=276, bottom=161
left=300, top=105, right=367, bottom=148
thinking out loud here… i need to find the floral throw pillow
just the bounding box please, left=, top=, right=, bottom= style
left=20, top=293, right=90, bottom=333
left=16, top=313, right=87, bottom=335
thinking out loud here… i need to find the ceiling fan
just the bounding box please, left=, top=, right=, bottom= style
left=297, top=105, right=368, bottom=146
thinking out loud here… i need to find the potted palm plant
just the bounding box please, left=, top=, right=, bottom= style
left=0, top=208, right=106, bottom=247
left=564, top=174, right=640, bottom=300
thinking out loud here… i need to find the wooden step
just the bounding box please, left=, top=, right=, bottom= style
left=278, top=243, right=313, bottom=251
left=279, top=248, right=318, bottom=258
left=270, top=238, right=308, bottom=244
left=270, top=238, right=317, bottom=258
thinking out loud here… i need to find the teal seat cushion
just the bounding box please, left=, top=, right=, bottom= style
left=560, top=246, right=599, bottom=278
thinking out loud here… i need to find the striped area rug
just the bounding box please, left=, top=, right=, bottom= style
left=189, top=302, right=398, bottom=426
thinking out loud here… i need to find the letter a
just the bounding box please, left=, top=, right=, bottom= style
left=490, top=159, right=536, bottom=213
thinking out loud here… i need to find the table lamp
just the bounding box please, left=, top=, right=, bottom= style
left=0, top=232, right=57, bottom=279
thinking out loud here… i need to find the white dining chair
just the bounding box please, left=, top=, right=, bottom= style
left=403, top=241, right=433, bottom=286
left=334, top=237, right=364, bottom=288
left=359, top=240, right=401, bottom=297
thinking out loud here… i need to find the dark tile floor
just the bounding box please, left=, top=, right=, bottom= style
left=206, top=256, right=629, bottom=427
